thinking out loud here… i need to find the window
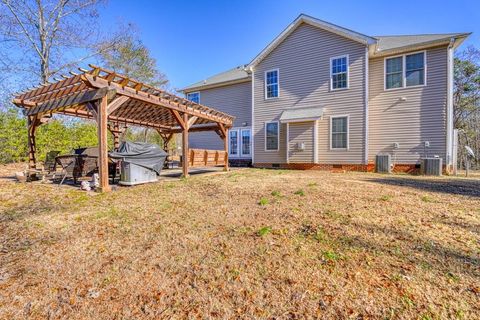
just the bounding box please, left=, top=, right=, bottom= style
left=385, top=52, right=426, bottom=90
left=406, top=52, right=425, bottom=86
left=330, top=55, right=349, bottom=90
left=186, top=92, right=200, bottom=103
left=265, top=69, right=279, bottom=99
left=229, top=130, right=238, bottom=156
left=386, top=57, right=403, bottom=89
left=241, top=129, right=251, bottom=156
left=265, top=122, right=279, bottom=151
left=330, top=116, right=348, bottom=149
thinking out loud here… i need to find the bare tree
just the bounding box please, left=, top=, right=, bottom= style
left=454, top=46, right=480, bottom=169
left=98, top=31, right=168, bottom=88
left=0, top=0, right=124, bottom=88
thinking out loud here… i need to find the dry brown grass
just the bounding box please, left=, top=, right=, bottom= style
left=0, top=165, right=479, bottom=319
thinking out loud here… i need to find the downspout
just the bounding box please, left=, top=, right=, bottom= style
left=364, top=45, right=369, bottom=168
left=249, top=66, right=255, bottom=165
left=446, top=38, right=455, bottom=170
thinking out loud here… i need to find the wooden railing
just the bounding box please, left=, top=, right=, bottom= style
left=188, top=149, right=227, bottom=167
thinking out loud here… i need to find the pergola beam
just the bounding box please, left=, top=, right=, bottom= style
left=107, top=96, right=130, bottom=114
left=170, top=109, right=186, bottom=130
left=14, top=87, right=110, bottom=116
left=83, top=74, right=232, bottom=125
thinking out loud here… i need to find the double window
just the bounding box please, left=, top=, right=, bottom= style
left=265, top=121, right=279, bottom=151
left=229, top=128, right=251, bottom=157
left=330, top=116, right=349, bottom=150
left=265, top=69, right=279, bottom=99
left=186, top=92, right=200, bottom=103
left=385, top=52, right=426, bottom=90
left=330, top=55, right=349, bottom=90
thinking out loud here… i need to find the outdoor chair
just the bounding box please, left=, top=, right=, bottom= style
left=56, top=154, right=99, bottom=185
left=56, top=147, right=119, bottom=186
left=44, top=150, right=60, bottom=172
left=25, top=150, right=60, bottom=180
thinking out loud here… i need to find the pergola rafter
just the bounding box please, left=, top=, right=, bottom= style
left=13, top=65, right=234, bottom=192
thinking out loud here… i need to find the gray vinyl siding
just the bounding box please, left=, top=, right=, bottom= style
left=288, top=122, right=314, bottom=163
left=253, top=22, right=366, bottom=164
left=368, top=46, right=447, bottom=164
left=187, top=81, right=252, bottom=156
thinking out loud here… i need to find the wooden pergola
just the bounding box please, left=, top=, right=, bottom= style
left=13, top=65, right=234, bottom=192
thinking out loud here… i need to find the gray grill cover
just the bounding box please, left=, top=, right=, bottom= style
left=109, top=141, right=167, bottom=174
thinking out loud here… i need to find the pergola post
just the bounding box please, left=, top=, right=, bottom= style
left=112, top=122, right=120, bottom=151
left=223, top=127, right=229, bottom=171
left=97, top=95, right=111, bottom=192
left=158, top=132, right=174, bottom=153
left=27, top=115, right=39, bottom=169
left=182, top=113, right=189, bottom=178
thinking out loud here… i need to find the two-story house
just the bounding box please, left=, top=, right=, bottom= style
left=180, top=14, right=469, bottom=172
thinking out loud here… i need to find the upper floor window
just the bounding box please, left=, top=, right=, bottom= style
left=406, top=52, right=425, bottom=87
left=265, top=69, right=279, bottom=99
left=385, top=52, right=426, bottom=90
left=186, top=92, right=200, bottom=103
left=265, top=121, right=279, bottom=151
left=330, top=115, right=349, bottom=150
left=330, top=55, right=349, bottom=90
left=386, top=57, right=403, bottom=89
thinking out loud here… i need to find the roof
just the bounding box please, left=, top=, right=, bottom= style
left=249, top=14, right=376, bottom=68
left=279, top=106, right=324, bottom=123
left=13, top=65, right=234, bottom=132
left=181, top=65, right=250, bottom=92
left=182, top=14, right=471, bottom=91
left=372, top=33, right=470, bottom=56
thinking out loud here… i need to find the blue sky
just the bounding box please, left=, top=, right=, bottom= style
left=99, top=0, right=479, bottom=91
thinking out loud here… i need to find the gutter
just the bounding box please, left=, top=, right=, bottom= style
left=180, top=77, right=252, bottom=94
left=446, top=37, right=455, bottom=169
left=364, top=46, right=369, bottom=166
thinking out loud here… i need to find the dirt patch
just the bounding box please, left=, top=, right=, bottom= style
left=0, top=164, right=479, bottom=319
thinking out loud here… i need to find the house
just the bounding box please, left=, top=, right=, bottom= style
left=180, top=14, right=469, bottom=172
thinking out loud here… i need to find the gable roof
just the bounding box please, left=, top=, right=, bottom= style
left=371, top=33, right=470, bottom=56
left=248, top=14, right=377, bottom=68
left=181, top=14, right=471, bottom=92
left=180, top=65, right=250, bottom=92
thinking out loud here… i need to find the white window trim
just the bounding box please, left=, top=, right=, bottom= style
left=240, top=128, right=252, bottom=157
left=228, top=129, right=239, bottom=157
left=264, top=68, right=280, bottom=100
left=330, top=115, right=350, bottom=151
left=264, top=121, right=280, bottom=152
left=330, top=54, right=350, bottom=91
left=384, top=50, right=427, bottom=91
left=186, top=91, right=200, bottom=103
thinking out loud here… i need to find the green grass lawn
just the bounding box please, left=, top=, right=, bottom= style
left=0, top=166, right=479, bottom=319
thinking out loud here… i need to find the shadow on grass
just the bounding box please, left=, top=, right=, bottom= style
left=365, top=177, right=480, bottom=197
left=347, top=222, right=480, bottom=278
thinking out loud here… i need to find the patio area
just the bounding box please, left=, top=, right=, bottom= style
left=12, top=65, right=235, bottom=192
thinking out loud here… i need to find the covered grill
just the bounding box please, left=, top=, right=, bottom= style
left=109, top=141, right=167, bottom=185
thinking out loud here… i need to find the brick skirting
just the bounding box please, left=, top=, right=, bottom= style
left=253, top=162, right=421, bottom=173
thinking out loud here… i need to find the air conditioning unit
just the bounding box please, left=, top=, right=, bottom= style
left=421, top=158, right=442, bottom=176
left=375, top=154, right=391, bottom=173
